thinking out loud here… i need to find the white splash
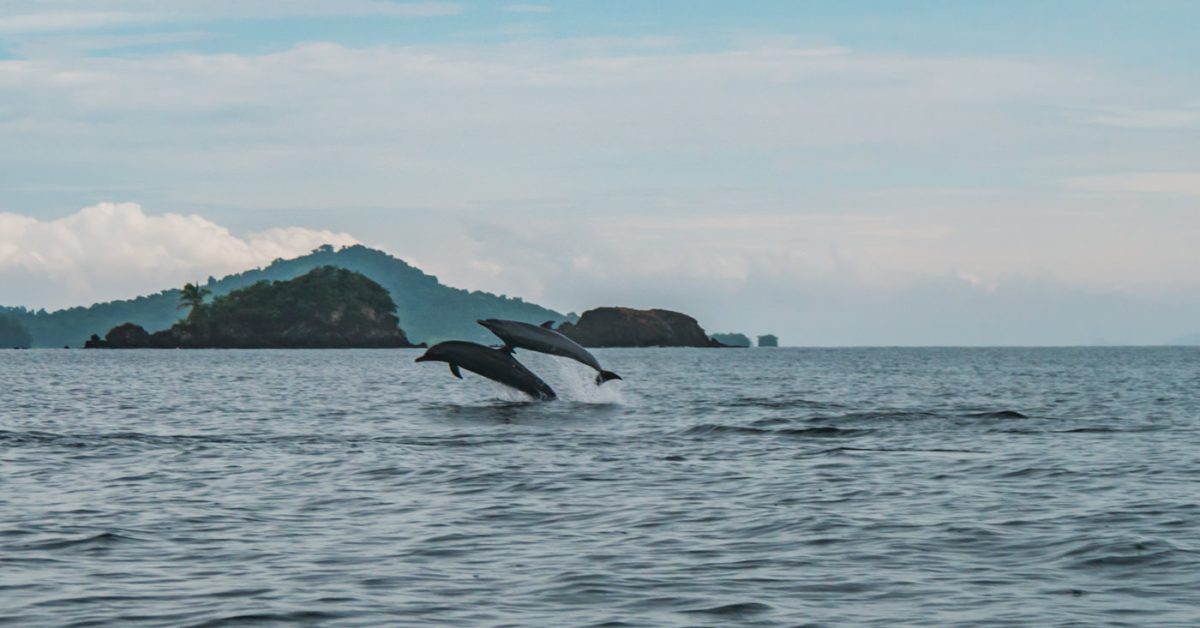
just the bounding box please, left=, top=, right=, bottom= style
left=542, top=355, right=626, bottom=405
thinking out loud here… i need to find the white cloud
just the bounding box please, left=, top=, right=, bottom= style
left=11, top=31, right=219, bottom=59
left=468, top=259, right=504, bottom=276
left=0, top=10, right=146, bottom=34
left=238, top=1, right=463, bottom=18
left=2, top=200, right=1198, bottom=345
left=0, top=40, right=1102, bottom=213
left=1082, top=106, right=1200, bottom=130
left=1069, top=172, right=1200, bottom=196
left=0, top=202, right=358, bottom=308
left=0, top=2, right=461, bottom=34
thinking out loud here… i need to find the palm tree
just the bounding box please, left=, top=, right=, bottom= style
left=178, top=282, right=211, bottom=317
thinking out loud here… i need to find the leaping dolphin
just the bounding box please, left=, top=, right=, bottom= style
left=415, top=341, right=556, bottom=400
left=478, top=319, right=622, bottom=385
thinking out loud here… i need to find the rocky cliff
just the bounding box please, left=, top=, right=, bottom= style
left=555, top=307, right=722, bottom=348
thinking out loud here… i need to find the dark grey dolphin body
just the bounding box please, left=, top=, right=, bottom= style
left=478, top=319, right=621, bottom=385
left=415, top=341, right=556, bottom=400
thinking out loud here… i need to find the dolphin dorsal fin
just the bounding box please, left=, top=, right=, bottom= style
left=540, top=320, right=555, bottom=329
left=449, top=364, right=463, bottom=379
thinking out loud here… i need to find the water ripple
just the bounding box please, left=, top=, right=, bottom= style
left=1, top=347, right=1198, bottom=626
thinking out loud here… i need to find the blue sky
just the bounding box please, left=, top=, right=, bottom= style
left=2, top=1, right=1199, bottom=344
left=4, top=1, right=1196, bottom=65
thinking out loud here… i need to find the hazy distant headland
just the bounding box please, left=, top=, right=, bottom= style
left=2, top=245, right=568, bottom=348
left=0, top=314, right=32, bottom=349
left=86, top=267, right=418, bottom=349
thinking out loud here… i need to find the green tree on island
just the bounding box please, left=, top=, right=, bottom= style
left=178, top=283, right=212, bottom=335
left=178, top=282, right=211, bottom=317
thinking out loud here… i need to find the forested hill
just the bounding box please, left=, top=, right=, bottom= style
left=2, top=245, right=570, bottom=347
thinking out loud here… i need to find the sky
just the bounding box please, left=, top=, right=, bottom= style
left=1, top=1, right=1199, bottom=345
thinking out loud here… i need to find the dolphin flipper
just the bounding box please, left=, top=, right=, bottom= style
left=449, top=363, right=463, bottom=379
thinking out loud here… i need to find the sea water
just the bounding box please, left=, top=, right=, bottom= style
left=2, top=347, right=1198, bottom=626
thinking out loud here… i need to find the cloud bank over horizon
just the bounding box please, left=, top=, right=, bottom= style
left=2, top=202, right=1198, bottom=346
left=0, top=203, right=358, bottom=308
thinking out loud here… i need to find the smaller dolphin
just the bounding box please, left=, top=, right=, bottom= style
left=478, top=319, right=622, bottom=385
left=415, top=341, right=556, bottom=400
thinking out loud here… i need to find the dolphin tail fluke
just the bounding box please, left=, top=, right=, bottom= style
left=595, top=370, right=622, bottom=385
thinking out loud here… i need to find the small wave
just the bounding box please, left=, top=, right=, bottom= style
left=357, top=465, right=411, bottom=478
left=682, top=424, right=767, bottom=436
left=965, top=410, right=1028, bottom=419
left=683, top=601, right=773, bottom=617
left=1058, top=425, right=1162, bottom=434
left=730, top=395, right=841, bottom=410
left=22, top=531, right=141, bottom=551
left=0, top=430, right=247, bottom=449
left=749, top=417, right=794, bottom=427
left=0, top=429, right=70, bottom=446
left=808, top=410, right=941, bottom=423
left=186, top=610, right=350, bottom=627
left=998, top=466, right=1076, bottom=479
left=203, top=588, right=273, bottom=599
left=1058, top=539, right=1179, bottom=570
left=776, top=427, right=870, bottom=438
left=2, top=428, right=526, bottom=452
left=681, top=424, right=867, bottom=439
left=814, top=446, right=983, bottom=455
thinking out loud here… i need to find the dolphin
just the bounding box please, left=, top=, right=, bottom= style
left=478, top=319, right=622, bottom=385
left=415, top=340, right=556, bottom=400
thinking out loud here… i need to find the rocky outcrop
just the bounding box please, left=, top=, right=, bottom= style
left=86, top=267, right=420, bottom=349
left=555, top=307, right=723, bottom=348
left=757, top=334, right=779, bottom=347
left=85, top=323, right=160, bottom=348
left=710, top=332, right=751, bottom=347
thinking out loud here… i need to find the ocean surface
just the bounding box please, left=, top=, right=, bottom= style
left=2, top=347, right=1198, bottom=626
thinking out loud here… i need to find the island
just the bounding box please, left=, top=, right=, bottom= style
left=0, top=315, right=32, bottom=349
left=555, top=307, right=724, bottom=348
left=710, top=332, right=751, bottom=347
left=757, top=334, right=779, bottom=347
left=4, top=244, right=568, bottom=348
left=85, top=267, right=419, bottom=349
